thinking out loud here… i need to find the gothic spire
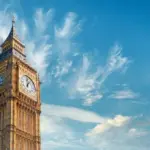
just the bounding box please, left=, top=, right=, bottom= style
left=5, top=16, right=20, bottom=43
left=1, top=16, right=25, bottom=53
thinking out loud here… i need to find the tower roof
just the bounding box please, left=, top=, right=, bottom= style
left=5, top=17, right=20, bottom=42
left=1, top=17, right=25, bottom=53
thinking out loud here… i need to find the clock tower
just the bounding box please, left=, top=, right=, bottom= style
left=0, top=19, right=41, bottom=149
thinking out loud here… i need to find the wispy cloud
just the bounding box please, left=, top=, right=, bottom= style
left=54, top=60, right=72, bottom=78
left=69, top=55, right=103, bottom=106
left=42, top=103, right=105, bottom=123
left=34, top=8, right=54, bottom=33
left=55, top=12, right=81, bottom=40
left=69, top=44, right=130, bottom=106
left=128, top=128, right=148, bottom=137
left=110, top=89, right=139, bottom=99
left=99, top=44, right=129, bottom=85
left=50, top=12, right=82, bottom=81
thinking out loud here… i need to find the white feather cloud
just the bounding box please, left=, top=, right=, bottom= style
left=110, top=89, right=139, bottom=99
left=86, top=115, right=130, bottom=136
left=42, top=103, right=105, bottom=123
left=69, top=44, right=130, bottom=106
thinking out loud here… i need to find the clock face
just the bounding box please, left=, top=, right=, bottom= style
left=20, top=75, right=36, bottom=95
left=0, top=76, right=3, bottom=85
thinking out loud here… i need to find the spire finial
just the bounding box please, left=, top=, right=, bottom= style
left=12, top=15, right=15, bottom=26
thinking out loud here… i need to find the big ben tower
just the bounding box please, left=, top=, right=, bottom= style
left=0, top=18, right=41, bottom=150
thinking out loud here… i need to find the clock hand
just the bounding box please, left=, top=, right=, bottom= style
left=27, top=82, right=29, bottom=87
left=26, top=78, right=30, bottom=87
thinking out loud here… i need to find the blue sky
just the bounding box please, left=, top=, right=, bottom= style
left=0, top=0, right=150, bottom=149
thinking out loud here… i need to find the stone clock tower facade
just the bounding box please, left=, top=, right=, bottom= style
left=0, top=19, right=41, bottom=150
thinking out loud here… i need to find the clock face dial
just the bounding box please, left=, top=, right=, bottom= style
left=21, top=75, right=36, bottom=95
left=0, top=76, right=3, bottom=85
